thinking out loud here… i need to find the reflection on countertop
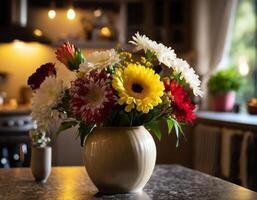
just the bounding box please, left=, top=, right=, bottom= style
left=1, top=165, right=257, bottom=200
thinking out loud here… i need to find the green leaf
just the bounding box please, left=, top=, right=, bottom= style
left=174, top=122, right=180, bottom=148
left=75, top=48, right=84, bottom=64
left=56, top=89, right=72, bottom=116
left=171, top=118, right=183, bottom=148
left=118, top=110, right=131, bottom=126
left=51, top=120, right=78, bottom=144
left=78, top=122, right=96, bottom=146
left=166, top=118, right=174, bottom=135
left=145, top=121, right=161, bottom=140
left=56, top=120, right=78, bottom=136
left=66, top=48, right=84, bottom=71
left=145, top=49, right=154, bottom=61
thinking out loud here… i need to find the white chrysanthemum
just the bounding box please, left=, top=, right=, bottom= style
left=31, top=76, right=66, bottom=132
left=173, top=58, right=203, bottom=97
left=130, top=33, right=202, bottom=97
left=79, top=49, right=120, bottom=73
left=130, top=32, right=177, bottom=67
left=130, top=33, right=153, bottom=52
left=79, top=62, right=95, bottom=74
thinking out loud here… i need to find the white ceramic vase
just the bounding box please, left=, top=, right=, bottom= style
left=31, top=146, right=52, bottom=183
left=83, top=126, right=156, bottom=194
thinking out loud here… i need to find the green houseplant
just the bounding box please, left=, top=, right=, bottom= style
left=208, top=68, right=241, bottom=112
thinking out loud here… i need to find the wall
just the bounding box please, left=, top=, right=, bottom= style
left=52, top=127, right=84, bottom=166
left=0, top=42, right=95, bottom=101
left=0, top=42, right=55, bottom=100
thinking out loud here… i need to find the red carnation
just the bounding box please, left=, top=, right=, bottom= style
left=164, top=80, right=196, bottom=123
left=28, top=63, right=56, bottom=90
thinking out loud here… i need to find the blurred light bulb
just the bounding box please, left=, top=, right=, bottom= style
left=13, top=40, right=25, bottom=49
left=238, top=56, right=249, bottom=76
left=13, top=154, right=19, bottom=160
left=48, top=9, right=56, bottom=19
left=94, top=9, right=102, bottom=17
left=67, top=8, right=76, bottom=20
left=33, top=29, right=43, bottom=37
left=1, top=158, right=7, bottom=165
left=100, top=27, right=112, bottom=38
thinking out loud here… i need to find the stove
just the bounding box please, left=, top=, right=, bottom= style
left=0, top=110, right=34, bottom=168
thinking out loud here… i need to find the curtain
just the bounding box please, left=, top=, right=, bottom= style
left=192, top=0, right=238, bottom=109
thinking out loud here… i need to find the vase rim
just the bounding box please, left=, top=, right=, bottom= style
left=32, top=145, right=52, bottom=149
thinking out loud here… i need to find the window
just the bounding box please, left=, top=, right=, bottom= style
left=229, top=0, right=256, bottom=103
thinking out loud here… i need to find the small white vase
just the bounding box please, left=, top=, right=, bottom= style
left=31, top=146, right=52, bottom=183
left=83, top=126, right=156, bottom=194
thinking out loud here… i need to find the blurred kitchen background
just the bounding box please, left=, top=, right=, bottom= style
left=0, top=0, right=257, bottom=192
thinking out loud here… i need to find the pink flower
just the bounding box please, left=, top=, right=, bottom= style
left=55, top=42, right=84, bottom=70
left=70, top=70, right=115, bottom=124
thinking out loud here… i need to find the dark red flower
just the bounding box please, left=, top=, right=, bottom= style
left=70, top=70, right=115, bottom=124
left=28, top=63, right=56, bottom=90
left=164, top=80, right=196, bottom=123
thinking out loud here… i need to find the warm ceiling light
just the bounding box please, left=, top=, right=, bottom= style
left=67, top=8, right=76, bottom=20
left=48, top=9, right=56, bottom=19
left=13, top=40, right=25, bottom=49
left=94, top=9, right=102, bottom=17
left=33, top=29, right=43, bottom=37
left=100, top=27, right=112, bottom=38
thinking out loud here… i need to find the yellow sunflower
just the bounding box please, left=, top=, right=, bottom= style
left=112, top=63, right=164, bottom=113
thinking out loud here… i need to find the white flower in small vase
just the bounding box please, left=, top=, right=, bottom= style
left=29, top=129, right=52, bottom=183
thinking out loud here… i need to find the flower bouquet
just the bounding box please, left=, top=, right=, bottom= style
left=28, top=33, right=202, bottom=193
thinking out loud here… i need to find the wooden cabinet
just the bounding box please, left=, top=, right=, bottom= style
left=47, top=0, right=192, bottom=52
left=126, top=0, right=192, bottom=52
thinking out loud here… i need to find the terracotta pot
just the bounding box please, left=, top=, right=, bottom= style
left=83, top=126, right=156, bottom=194
left=31, top=146, right=52, bottom=183
left=212, top=91, right=236, bottom=112
left=247, top=105, right=257, bottom=115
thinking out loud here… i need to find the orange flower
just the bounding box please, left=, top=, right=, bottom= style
left=55, top=42, right=84, bottom=70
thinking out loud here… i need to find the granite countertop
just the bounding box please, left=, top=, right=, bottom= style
left=0, top=165, right=256, bottom=200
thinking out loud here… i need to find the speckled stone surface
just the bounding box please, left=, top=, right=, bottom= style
left=0, top=165, right=256, bottom=200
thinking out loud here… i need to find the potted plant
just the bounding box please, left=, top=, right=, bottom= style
left=27, top=33, right=202, bottom=194
left=30, top=130, right=51, bottom=183
left=208, top=68, right=241, bottom=112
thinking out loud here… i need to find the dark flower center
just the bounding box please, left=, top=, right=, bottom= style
left=132, top=83, right=144, bottom=93
left=153, top=65, right=163, bottom=74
